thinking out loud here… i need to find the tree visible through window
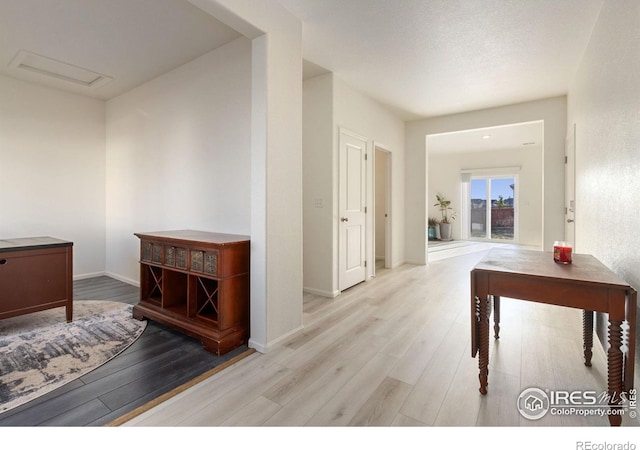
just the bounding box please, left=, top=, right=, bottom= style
left=469, top=177, right=515, bottom=240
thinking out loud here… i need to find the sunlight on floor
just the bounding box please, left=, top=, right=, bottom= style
left=427, top=240, right=541, bottom=262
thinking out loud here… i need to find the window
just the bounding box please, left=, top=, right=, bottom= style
left=466, top=175, right=517, bottom=241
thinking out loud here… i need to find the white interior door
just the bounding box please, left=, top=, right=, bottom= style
left=565, top=123, right=576, bottom=246
left=339, top=130, right=367, bottom=291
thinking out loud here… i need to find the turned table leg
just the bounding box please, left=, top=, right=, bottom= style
left=477, top=295, right=490, bottom=395
left=493, top=295, right=501, bottom=339
left=582, top=310, right=593, bottom=367
left=607, top=319, right=624, bottom=426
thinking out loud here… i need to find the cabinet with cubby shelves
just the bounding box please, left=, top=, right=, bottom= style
left=132, top=230, right=250, bottom=355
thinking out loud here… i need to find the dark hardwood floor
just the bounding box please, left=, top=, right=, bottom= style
left=0, top=276, right=249, bottom=427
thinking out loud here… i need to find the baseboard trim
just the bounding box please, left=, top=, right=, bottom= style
left=72, top=271, right=139, bottom=287
left=249, top=323, right=305, bottom=353
left=73, top=271, right=106, bottom=281
left=105, top=271, right=139, bottom=287
left=404, top=259, right=427, bottom=266
left=303, top=286, right=340, bottom=298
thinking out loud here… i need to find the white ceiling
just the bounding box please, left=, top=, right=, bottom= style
left=427, top=121, right=543, bottom=155
left=0, top=0, right=241, bottom=100
left=0, top=1, right=603, bottom=152
left=282, top=0, right=604, bottom=120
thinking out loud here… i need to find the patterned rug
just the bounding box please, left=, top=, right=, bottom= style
left=0, top=301, right=146, bottom=413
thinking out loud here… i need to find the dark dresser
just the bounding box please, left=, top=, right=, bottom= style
left=0, top=236, right=73, bottom=321
left=132, top=230, right=250, bottom=355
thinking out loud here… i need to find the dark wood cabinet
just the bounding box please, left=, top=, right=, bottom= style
left=0, top=237, right=73, bottom=321
left=132, top=230, right=250, bottom=355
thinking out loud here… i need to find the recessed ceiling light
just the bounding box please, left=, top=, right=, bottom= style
left=9, top=50, right=113, bottom=89
left=482, top=135, right=491, bottom=140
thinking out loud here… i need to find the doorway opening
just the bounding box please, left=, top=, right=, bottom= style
left=374, top=146, right=391, bottom=274
left=426, top=120, right=544, bottom=261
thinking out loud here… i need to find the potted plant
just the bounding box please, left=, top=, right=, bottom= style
left=428, top=217, right=439, bottom=241
left=434, top=193, right=456, bottom=241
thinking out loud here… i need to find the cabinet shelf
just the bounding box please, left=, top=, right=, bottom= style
left=164, top=304, right=189, bottom=317
left=132, top=230, right=250, bottom=356
left=140, top=265, right=163, bottom=305
left=192, top=275, right=218, bottom=322
left=193, top=314, right=219, bottom=328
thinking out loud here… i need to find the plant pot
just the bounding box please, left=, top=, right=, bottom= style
left=439, top=223, right=452, bottom=241
left=428, top=226, right=437, bottom=240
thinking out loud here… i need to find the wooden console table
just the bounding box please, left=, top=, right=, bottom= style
left=471, top=247, right=636, bottom=426
left=133, top=230, right=250, bottom=355
left=0, top=236, right=73, bottom=322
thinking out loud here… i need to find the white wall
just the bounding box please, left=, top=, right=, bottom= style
left=405, top=96, right=567, bottom=264
left=567, top=0, right=640, bottom=290
left=302, top=73, right=405, bottom=296
left=105, top=37, right=252, bottom=284
left=190, top=0, right=304, bottom=352
left=0, top=74, right=106, bottom=277
left=303, top=74, right=334, bottom=295
left=428, top=146, right=543, bottom=247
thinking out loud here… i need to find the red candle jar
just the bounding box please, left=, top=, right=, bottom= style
left=553, top=241, right=572, bottom=264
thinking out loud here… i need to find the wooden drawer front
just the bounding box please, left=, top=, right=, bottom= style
left=0, top=249, right=68, bottom=311
left=204, top=251, right=218, bottom=276
left=176, top=248, right=188, bottom=270
left=165, top=246, right=176, bottom=267
left=142, top=241, right=165, bottom=265
left=152, top=244, right=163, bottom=263
left=166, top=246, right=189, bottom=270
left=189, top=250, right=218, bottom=275
left=142, top=241, right=153, bottom=262
left=191, top=250, right=203, bottom=272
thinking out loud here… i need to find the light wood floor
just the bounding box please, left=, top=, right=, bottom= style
left=121, top=249, right=640, bottom=428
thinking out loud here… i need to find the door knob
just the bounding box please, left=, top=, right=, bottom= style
left=341, top=217, right=349, bottom=222
left=566, top=219, right=574, bottom=223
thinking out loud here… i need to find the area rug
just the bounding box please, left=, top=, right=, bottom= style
left=0, top=301, right=146, bottom=414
